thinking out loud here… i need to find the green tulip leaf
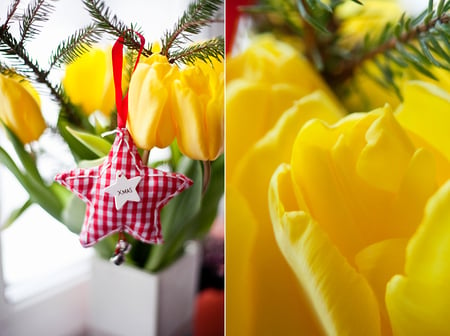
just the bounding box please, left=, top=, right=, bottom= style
left=145, top=157, right=203, bottom=272
left=78, top=157, right=107, bottom=168
left=1, top=121, right=43, bottom=183
left=66, top=126, right=112, bottom=157
left=1, top=198, right=32, bottom=231
left=57, top=111, right=99, bottom=161
left=0, top=146, right=64, bottom=222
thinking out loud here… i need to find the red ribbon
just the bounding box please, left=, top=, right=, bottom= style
left=112, top=32, right=145, bottom=128
left=226, top=0, right=255, bottom=54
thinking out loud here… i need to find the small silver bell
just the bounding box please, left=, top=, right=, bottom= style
left=110, top=232, right=131, bottom=266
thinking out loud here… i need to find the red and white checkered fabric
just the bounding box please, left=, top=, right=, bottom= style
left=55, top=128, right=193, bottom=247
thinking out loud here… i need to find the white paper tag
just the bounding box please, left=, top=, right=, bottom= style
left=105, top=171, right=142, bottom=210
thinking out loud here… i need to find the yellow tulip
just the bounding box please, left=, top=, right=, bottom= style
left=63, top=46, right=115, bottom=116
left=172, top=59, right=224, bottom=160
left=226, top=91, right=344, bottom=335
left=269, top=85, right=450, bottom=334
left=226, top=34, right=345, bottom=178
left=127, top=54, right=179, bottom=150
left=0, top=74, right=45, bottom=143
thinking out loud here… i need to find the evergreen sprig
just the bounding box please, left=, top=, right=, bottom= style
left=240, top=1, right=304, bottom=38
left=82, top=0, right=149, bottom=56
left=2, top=0, right=21, bottom=27
left=169, top=36, right=224, bottom=65
left=161, top=0, right=223, bottom=58
left=49, top=24, right=102, bottom=68
left=0, top=24, right=72, bottom=116
left=332, top=0, right=450, bottom=96
left=19, top=0, right=56, bottom=45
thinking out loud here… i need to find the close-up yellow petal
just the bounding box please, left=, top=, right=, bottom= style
left=386, top=180, right=450, bottom=335
left=355, top=238, right=408, bottom=335
left=290, top=106, right=440, bottom=262
left=227, top=91, right=343, bottom=335
left=226, top=79, right=310, bottom=179
left=396, top=81, right=450, bottom=163
left=0, top=74, right=46, bottom=143
left=269, top=163, right=381, bottom=335
left=356, top=105, right=415, bottom=193
left=231, top=90, right=344, bottom=214
left=225, top=186, right=256, bottom=336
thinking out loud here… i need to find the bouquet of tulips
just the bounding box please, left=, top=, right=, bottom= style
left=0, top=0, right=224, bottom=272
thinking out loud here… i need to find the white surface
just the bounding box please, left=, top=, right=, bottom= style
left=88, top=242, right=201, bottom=336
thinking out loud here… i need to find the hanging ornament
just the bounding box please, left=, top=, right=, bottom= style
left=55, top=32, right=193, bottom=265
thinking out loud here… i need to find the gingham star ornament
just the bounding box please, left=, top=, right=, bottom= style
left=55, top=128, right=193, bottom=246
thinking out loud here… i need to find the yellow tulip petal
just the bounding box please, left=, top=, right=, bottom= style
left=226, top=79, right=306, bottom=179
left=226, top=34, right=343, bottom=109
left=390, top=148, right=438, bottom=237
left=204, top=92, right=224, bottom=160
left=355, top=238, right=408, bottom=335
left=229, top=91, right=343, bottom=335
left=291, top=117, right=366, bottom=259
left=357, top=106, right=414, bottom=193
left=232, top=90, right=344, bottom=216
left=173, top=80, right=206, bottom=158
left=396, top=81, right=450, bottom=163
left=128, top=62, right=177, bottom=149
left=225, top=186, right=256, bottom=336
left=63, top=48, right=108, bottom=115
left=386, top=180, right=450, bottom=335
left=291, top=107, right=438, bottom=262
left=0, top=74, right=45, bottom=143
left=269, top=164, right=381, bottom=336
left=172, top=62, right=224, bottom=161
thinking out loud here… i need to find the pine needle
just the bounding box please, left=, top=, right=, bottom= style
left=49, top=24, right=102, bottom=68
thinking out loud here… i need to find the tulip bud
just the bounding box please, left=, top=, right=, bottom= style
left=128, top=54, right=179, bottom=150
left=172, top=59, right=224, bottom=161
left=0, top=74, right=45, bottom=143
left=63, top=46, right=115, bottom=116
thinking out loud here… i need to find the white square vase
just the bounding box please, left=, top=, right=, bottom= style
left=87, top=242, right=201, bottom=336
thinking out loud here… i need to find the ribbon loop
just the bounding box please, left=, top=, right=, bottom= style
left=112, top=32, right=145, bottom=128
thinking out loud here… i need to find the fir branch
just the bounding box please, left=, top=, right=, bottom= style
left=82, top=0, right=150, bottom=56
left=2, top=0, right=21, bottom=27
left=0, top=25, right=70, bottom=113
left=169, top=37, right=224, bottom=65
left=330, top=2, right=450, bottom=86
left=297, top=0, right=363, bottom=34
left=240, top=1, right=304, bottom=38
left=19, top=0, right=56, bottom=45
left=161, top=0, right=223, bottom=57
left=48, top=24, right=102, bottom=68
